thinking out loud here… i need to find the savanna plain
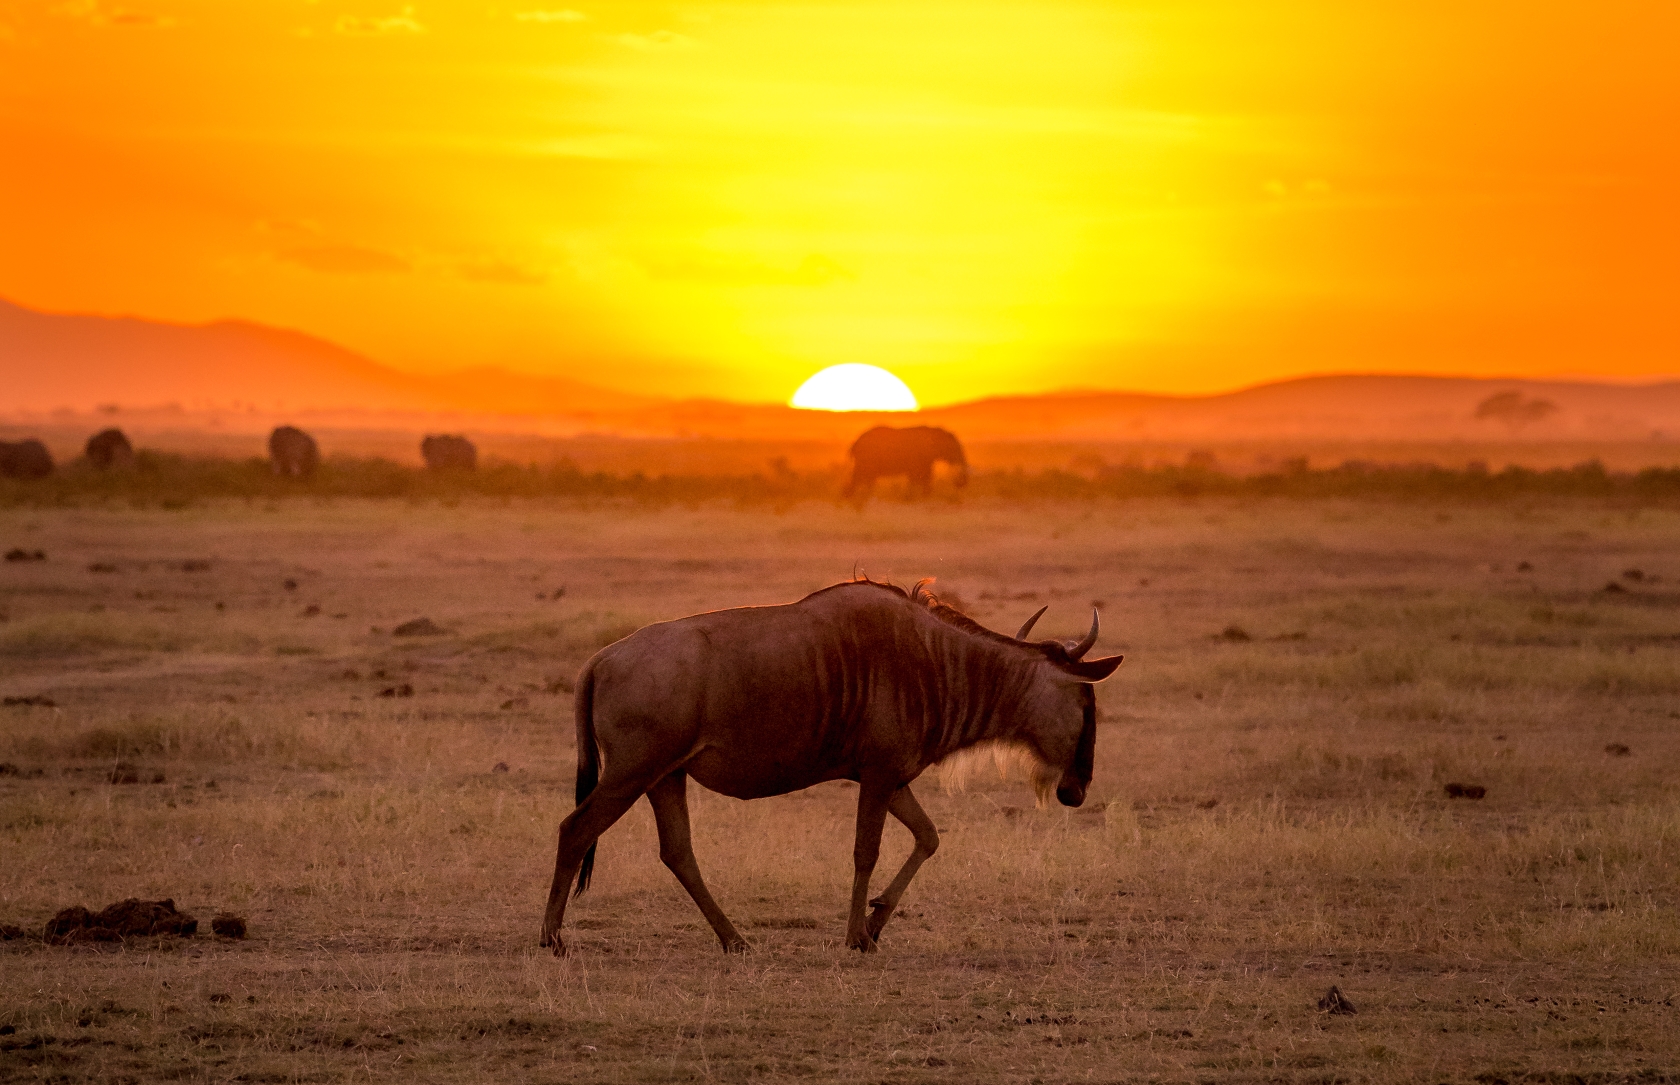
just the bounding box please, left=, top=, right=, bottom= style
left=2, top=493, right=1678, bottom=1084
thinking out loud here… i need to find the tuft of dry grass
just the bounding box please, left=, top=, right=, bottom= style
left=2, top=495, right=1678, bottom=1082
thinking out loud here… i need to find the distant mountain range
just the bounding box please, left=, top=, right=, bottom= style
left=0, top=296, right=657, bottom=416
left=5, top=296, right=1679, bottom=443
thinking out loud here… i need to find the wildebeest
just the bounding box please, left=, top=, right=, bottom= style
left=85, top=428, right=135, bottom=470
left=845, top=425, right=969, bottom=499
left=0, top=439, right=54, bottom=480
left=541, top=579, right=1123, bottom=956
left=268, top=426, right=319, bottom=478
left=421, top=433, right=477, bottom=471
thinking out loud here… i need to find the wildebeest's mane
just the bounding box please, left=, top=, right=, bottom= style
left=807, top=575, right=1047, bottom=656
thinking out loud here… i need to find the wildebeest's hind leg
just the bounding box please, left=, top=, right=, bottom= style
left=647, top=771, right=748, bottom=953
left=540, top=782, right=648, bottom=955
left=865, top=786, right=940, bottom=942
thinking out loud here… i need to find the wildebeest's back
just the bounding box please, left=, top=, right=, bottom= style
left=587, top=589, right=931, bottom=799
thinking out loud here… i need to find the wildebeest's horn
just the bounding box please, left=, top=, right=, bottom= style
left=1068, top=607, right=1099, bottom=659
left=1015, top=605, right=1048, bottom=640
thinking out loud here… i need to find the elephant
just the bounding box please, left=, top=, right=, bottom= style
left=85, top=428, right=135, bottom=470
left=421, top=434, right=477, bottom=471
left=0, top=439, right=54, bottom=480
left=268, top=426, right=320, bottom=478
left=844, top=426, right=969, bottom=499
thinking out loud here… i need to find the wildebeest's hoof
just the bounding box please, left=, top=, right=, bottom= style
left=722, top=938, right=749, bottom=954
left=846, top=930, right=879, bottom=953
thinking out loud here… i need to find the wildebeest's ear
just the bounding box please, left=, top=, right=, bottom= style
left=1065, top=654, right=1123, bottom=682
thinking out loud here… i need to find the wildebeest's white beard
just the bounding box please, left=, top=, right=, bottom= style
left=930, top=740, right=1058, bottom=808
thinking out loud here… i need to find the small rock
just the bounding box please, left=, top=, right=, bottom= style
left=1622, top=568, right=1644, bottom=582
left=392, top=617, right=449, bottom=637
left=492, top=762, right=510, bottom=774
left=208, top=993, right=231, bottom=1003
left=1603, top=581, right=1626, bottom=593
left=1196, top=797, right=1219, bottom=810
left=1517, top=561, right=1533, bottom=572
left=1317, top=986, right=1357, bottom=1015
left=283, top=579, right=298, bottom=591
left=378, top=683, right=414, bottom=698
left=1604, top=743, right=1631, bottom=756
left=1444, top=783, right=1486, bottom=800
left=302, top=604, right=320, bottom=617
left=211, top=914, right=247, bottom=939
left=4, top=549, right=46, bottom=563
left=1217, top=625, right=1252, bottom=642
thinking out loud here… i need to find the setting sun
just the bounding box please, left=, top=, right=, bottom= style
left=790, top=365, right=919, bottom=412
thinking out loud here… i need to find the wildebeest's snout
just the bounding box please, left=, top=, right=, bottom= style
left=1056, top=778, right=1086, bottom=807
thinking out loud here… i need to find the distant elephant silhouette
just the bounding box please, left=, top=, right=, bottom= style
left=269, top=426, right=320, bottom=478
left=421, top=434, right=477, bottom=471
left=85, top=428, right=135, bottom=470
left=0, top=438, right=54, bottom=480
left=845, top=426, right=968, bottom=500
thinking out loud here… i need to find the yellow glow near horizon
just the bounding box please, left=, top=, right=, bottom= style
left=0, top=2, right=1675, bottom=403
left=790, top=365, right=919, bottom=412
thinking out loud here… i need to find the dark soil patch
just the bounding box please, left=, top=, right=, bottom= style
left=107, top=763, right=164, bottom=784
left=1444, top=783, right=1487, bottom=799
left=211, top=914, right=248, bottom=939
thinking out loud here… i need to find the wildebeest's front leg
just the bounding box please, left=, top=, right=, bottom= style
left=845, top=776, right=896, bottom=952
left=864, top=785, right=940, bottom=942
left=647, top=771, right=748, bottom=953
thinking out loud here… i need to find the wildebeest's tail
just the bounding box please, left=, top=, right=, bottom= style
left=572, top=663, right=601, bottom=898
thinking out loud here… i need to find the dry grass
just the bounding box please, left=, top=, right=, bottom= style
left=2, top=496, right=1678, bottom=1083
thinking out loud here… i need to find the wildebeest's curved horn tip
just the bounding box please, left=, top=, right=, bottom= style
left=1068, top=607, right=1099, bottom=659
left=1015, top=605, right=1049, bottom=641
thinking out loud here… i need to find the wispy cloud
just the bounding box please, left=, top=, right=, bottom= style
left=514, top=10, right=585, bottom=24
left=336, top=6, right=423, bottom=36
left=616, top=29, right=694, bottom=51
left=643, top=251, right=851, bottom=286
left=53, top=1, right=176, bottom=27
left=280, top=245, right=409, bottom=274
left=458, top=260, right=546, bottom=285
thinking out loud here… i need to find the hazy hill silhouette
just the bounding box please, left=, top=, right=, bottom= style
left=0, top=296, right=656, bottom=415
left=4, top=296, right=1679, bottom=443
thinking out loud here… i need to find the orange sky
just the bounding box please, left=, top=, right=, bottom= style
left=2, top=1, right=1675, bottom=404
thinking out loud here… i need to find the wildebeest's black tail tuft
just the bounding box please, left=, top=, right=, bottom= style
left=572, top=664, right=601, bottom=898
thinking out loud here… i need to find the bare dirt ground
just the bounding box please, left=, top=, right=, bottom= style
left=2, top=496, right=1678, bottom=1083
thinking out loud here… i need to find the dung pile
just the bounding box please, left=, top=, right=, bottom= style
left=43, top=898, right=199, bottom=944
